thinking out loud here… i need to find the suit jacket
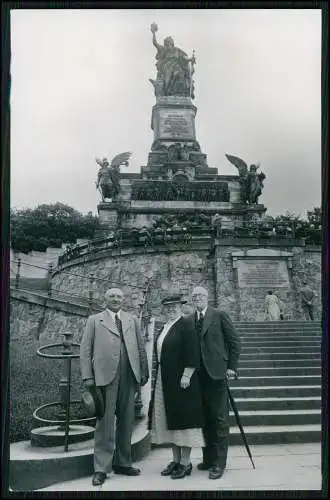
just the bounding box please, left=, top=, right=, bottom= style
left=80, top=309, right=149, bottom=387
left=187, top=307, right=241, bottom=380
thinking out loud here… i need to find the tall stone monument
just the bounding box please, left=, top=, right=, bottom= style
left=97, top=24, right=267, bottom=233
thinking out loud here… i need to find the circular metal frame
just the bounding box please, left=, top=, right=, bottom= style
left=33, top=401, right=95, bottom=425
left=37, top=343, right=80, bottom=359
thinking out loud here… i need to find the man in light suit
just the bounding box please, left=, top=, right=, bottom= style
left=80, top=287, right=149, bottom=486
left=187, top=286, right=241, bottom=480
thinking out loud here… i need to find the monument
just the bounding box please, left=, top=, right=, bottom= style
left=96, top=24, right=266, bottom=234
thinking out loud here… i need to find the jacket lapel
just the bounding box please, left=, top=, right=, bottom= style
left=153, top=323, right=164, bottom=364
left=99, top=310, right=120, bottom=337
left=201, top=307, right=213, bottom=337
left=121, top=311, right=133, bottom=338
left=120, top=311, right=132, bottom=345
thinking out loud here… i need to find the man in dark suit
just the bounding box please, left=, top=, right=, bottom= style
left=188, top=286, right=241, bottom=480
left=300, top=280, right=316, bottom=320
left=80, top=288, right=149, bottom=486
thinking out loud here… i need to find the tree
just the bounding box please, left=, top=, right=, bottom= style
left=11, top=202, right=100, bottom=253
left=270, top=209, right=321, bottom=244
left=305, top=207, right=322, bottom=244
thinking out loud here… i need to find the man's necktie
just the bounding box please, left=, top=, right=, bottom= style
left=196, top=312, right=204, bottom=335
left=115, top=313, right=123, bottom=339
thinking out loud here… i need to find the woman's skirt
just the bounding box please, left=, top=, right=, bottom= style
left=151, top=367, right=205, bottom=448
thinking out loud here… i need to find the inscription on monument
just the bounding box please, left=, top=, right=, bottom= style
left=158, top=109, right=194, bottom=139
left=237, top=259, right=290, bottom=288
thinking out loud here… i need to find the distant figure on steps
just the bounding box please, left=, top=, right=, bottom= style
left=264, top=290, right=281, bottom=321
left=299, top=280, right=316, bottom=321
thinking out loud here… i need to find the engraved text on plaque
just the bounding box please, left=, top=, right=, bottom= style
left=158, top=108, right=195, bottom=139
left=237, top=259, right=290, bottom=288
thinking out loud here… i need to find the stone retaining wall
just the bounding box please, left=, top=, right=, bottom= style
left=49, top=242, right=321, bottom=322
left=10, top=242, right=321, bottom=340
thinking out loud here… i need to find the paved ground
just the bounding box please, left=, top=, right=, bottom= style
left=38, top=442, right=321, bottom=491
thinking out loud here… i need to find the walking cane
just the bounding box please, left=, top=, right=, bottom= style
left=227, top=372, right=256, bottom=469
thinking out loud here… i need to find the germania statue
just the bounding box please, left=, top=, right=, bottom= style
left=149, top=23, right=196, bottom=99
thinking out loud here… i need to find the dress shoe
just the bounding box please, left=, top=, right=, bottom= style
left=92, top=472, right=107, bottom=486
left=171, top=463, right=192, bottom=479
left=161, top=461, right=179, bottom=476
left=197, top=462, right=211, bottom=471
left=209, top=466, right=224, bottom=480
left=113, top=465, right=141, bottom=476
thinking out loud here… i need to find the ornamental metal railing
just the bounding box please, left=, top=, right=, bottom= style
left=33, top=332, right=95, bottom=451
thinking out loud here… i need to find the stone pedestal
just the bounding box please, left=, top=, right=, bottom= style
left=97, top=203, right=119, bottom=232
left=151, top=96, right=197, bottom=146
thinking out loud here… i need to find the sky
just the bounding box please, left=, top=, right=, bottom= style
left=10, top=8, right=321, bottom=217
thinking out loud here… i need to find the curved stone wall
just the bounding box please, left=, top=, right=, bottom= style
left=52, top=244, right=215, bottom=322
left=51, top=241, right=321, bottom=322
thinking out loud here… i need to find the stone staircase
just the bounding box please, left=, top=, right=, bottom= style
left=229, top=320, right=321, bottom=445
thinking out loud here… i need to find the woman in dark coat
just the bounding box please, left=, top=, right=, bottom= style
left=148, top=294, right=204, bottom=479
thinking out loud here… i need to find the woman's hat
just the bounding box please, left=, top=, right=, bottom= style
left=161, top=294, right=187, bottom=306
left=81, top=386, right=105, bottom=419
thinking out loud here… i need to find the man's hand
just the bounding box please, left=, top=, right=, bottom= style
left=84, top=379, right=95, bottom=389
left=140, top=375, right=149, bottom=387
left=226, top=369, right=237, bottom=380
left=180, top=374, right=191, bottom=389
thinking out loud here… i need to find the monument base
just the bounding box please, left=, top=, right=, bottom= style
left=151, top=96, right=197, bottom=146
left=97, top=203, right=119, bottom=232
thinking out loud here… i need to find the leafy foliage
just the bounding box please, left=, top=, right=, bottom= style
left=271, top=208, right=321, bottom=244
left=11, top=202, right=100, bottom=253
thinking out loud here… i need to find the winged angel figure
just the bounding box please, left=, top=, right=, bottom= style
left=225, top=154, right=266, bottom=204
left=95, top=152, right=132, bottom=201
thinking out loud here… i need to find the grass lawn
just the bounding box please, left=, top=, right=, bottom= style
left=10, top=339, right=87, bottom=442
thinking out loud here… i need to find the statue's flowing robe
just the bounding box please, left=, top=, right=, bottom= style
left=247, top=173, right=263, bottom=203
left=98, top=166, right=120, bottom=199
left=156, top=46, right=190, bottom=95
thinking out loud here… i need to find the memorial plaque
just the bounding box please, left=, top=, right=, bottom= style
left=237, top=259, right=290, bottom=288
left=157, top=108, right=195, bottom=140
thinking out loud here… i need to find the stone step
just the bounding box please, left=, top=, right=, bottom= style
left=234, top=396, right=321, bottom=411
left=239, top=334, right=321, bottom=340
left=236, top=328, right=321, bottom=335
left=234, top=322, right=321, bottom=327
left=239, top=358, right=320, bottom=367
left=238, top=367, right=321, bottom=376
left=240, top=340, right=321, bottom=347
left=240, top=335, right=322, bottom=345
left=236, top=327, right=321, bottom=332
left=241, top=344, right=321, bottom=356
left=230, top=375, right=321, bottom=387
left=230, top=385, right=321, bottom=398
left=228, top=424, right=321, bottom=445
left=228, top=409, right=321, bottom=427
left=241, top=345, right=320, bottom=351
left=240, top=351, right=320, bottom=359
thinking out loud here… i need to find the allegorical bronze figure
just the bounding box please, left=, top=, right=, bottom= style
left=149, top=23, right=196, bottom=99
left=95, top=152, right=132, bottom=201
left=225, top=154, right=266, bottom=204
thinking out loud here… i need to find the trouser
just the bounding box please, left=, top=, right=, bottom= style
left=199, top=362, right=230, bottom=470
left=302, top=304, right=314, bottom=320
left=94, top=342, right=137, bottom=473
